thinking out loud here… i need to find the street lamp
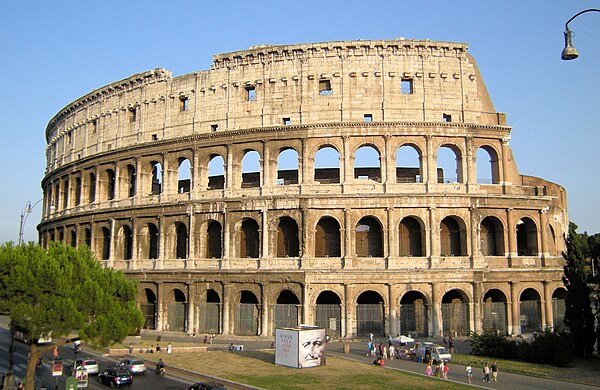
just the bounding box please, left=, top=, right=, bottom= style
left=18, top=199, right=42, bottom=245
left=561, top=8, right=600, bottom=60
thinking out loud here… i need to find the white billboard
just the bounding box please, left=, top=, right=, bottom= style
left=275, top=326, right=326, bottom=368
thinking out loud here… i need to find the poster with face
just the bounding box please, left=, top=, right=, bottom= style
left=298, top=328, right=326, bottom=368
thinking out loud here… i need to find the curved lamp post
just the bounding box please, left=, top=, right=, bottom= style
left=17, top=199, right=42, bottom=245
left=561, top=8, right=600, bottom=60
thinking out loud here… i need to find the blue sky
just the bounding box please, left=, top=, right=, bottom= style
left=1, top=1, right=599, bottom=244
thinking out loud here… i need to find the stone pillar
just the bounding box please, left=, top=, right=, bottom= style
left=539, top=208, right=549, bottom=262
left=507, top=208, right=516, bottom=261
left=343, top=208, right=352, bottom=263
left=301, top=207, right=309, bottom=259
left=108, top=219, right=116, bottom=267
left=510, top=282, right=520, bottom=335
left=156, top=282, right=164, bottom=331
left=465, top=136, right=474, bottom=186
left=472, top=282, right=482, bottom=334
left=261, top=141, right=271, bottom=195
left=386, top=207, right=395, bottom=259
left=261, top=209, right=269, bottom=260
left=431, top=284, right=441, bottom=337
left=342, top=136, right=352, bottom=190
left=158, top=216, right=165, bottom=265
left=226, top=144, right=234, bottom=190
left=131, top=218, right=138, bottom=268
left=344, top=284, right=354, bottom=338
left=222, top=208, right=230, bottom=266
left=543, top=281, right=553, bottom=331
left=162, top=154, right=171, bottom=195
left=261, top=284, right=269, bottom=336
left=187, top=282, right=195, bottom=335
left=428, top=207, right=437, bottom=259
left=500, top=137, right=511, bottom=185
left=383, top=135, right=393, bottom=189
left=188, top=210, right=195, bottom=262
left=222, top=284, right=231, bottom=335
left=425, top=135, right=435, bottom=186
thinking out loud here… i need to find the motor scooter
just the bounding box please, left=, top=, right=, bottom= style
left=155, top=366, right=165, bottom=376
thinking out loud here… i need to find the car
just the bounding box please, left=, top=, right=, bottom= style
left=187, top=382, right=227, bottom=390
left=118, top=358, right=147, bottom=375
left=74, top=358, right=99, bottom=375
left=97, top=367, right=133, bottom=387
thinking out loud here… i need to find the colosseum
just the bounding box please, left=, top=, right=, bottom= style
left=39, top=39, right=568, bottom=339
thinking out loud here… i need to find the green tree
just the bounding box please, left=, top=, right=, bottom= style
left=562, top=222, right=596, bottom=357
left=0, top=242, right=144, bottom=390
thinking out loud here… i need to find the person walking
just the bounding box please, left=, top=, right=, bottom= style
left=483, top=362, right=490, bottom=382
left=425, top=362, right=433, bottom=376
left=491, top=361, right=498, bottom=382
left=466, top=364, right=473, bottom=383
left=442, top=363, right=449, bottom=380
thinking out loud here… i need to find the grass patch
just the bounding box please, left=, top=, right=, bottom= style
left=143, top=350, right=470, bottom=389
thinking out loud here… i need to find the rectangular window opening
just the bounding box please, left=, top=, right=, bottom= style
left=443, top=114, right=452, bottom=122
left=364, top=114, right=373, bottom=123
left=129, top=108, right=137, bottom=122
left=283, top=117, right=291, bottom=126
left=401, top=79, right=413, bottom=95
left=211, top=124, right=219, bottom=132
left=152, top=134, right=158, bottom=141
left=319, top=79, right=332, bottom=96
left=180, top=97, right=189, bottom=111
left=92, top=120, right=97, bottom=133
left=246, top=86, right=256, bottom=102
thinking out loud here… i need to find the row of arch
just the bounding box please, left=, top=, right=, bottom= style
left=43, top=141, right=501, bottom=215
left=42, top=213, right=555, bottom=261
left=140, top=285, right=567, bottom=337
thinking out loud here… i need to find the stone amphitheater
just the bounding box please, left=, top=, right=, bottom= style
left=39, top=39, right=568, bottom=339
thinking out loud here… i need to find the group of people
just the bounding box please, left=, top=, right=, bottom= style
left=465, top=361, right=498, bottom=383
left=203, top=334, right=216, bottom=344
left=143, top=342, right=172, bottom=354
left=425, top=360, right=449, bottom=379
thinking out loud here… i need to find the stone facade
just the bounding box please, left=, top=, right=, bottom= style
left=39, top=39, right=568, bottom=338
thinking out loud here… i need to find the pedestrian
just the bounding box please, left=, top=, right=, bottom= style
left=366, top=341, right=372, bottom=356
left=389, top=344, right=395, bottom=359
left=382, top=345, right=388, bottom=360
left=370, top=343, right=376, bottom=357
left=448, top=337, right=454, bottom=353
left=434, top=362, right=440, bottom=378
left=483, top=362, right=490, bottom=382
left=425, top=362, right=433, bottom=376
left=369, top=332, right=373, bottom=342
left=166, top=342, right=172, bottom=354
left=128, top=343, right=134, bottom=354
left=491, top=361, right=498, bottom=382
left=156, top=343, right=161, bottom=353
left=442, top=363, right=449, bottom=380
left=466, top=364, right=473, bottom=383
left=53, top=345, right=58, bottom=359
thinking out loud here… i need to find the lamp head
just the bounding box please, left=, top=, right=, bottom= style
left=561, top=29, right=579, bottom=60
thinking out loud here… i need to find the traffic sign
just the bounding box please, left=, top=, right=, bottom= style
left=52, top=359, right=63, bottom=376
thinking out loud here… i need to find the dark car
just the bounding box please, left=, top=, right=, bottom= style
left=187, top=382, right=226, bottom=390
left=97, top=367, right=133, bottom=387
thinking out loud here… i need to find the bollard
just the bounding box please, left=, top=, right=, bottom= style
left=343, top=342, right=350, bottom=354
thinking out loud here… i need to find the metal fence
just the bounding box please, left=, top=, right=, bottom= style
left=482, top=302, right=508, bottom=334
left=520, top=300, right=542, bottom=333
left=356, top=304, right=385, bottom=336
left=140, top=303, right=156, bottom=330
left=552, top=299, right=566, bottom=331
left=273, top=304, right=299, bottom=331
left=441, top=302, right=469, bottom=336
left=196, top=303, right=220, bottom=333
left=167, top=302, right=187, bottom=332
left=234, top=303, right=259, bottom=335
left=315, top=304, right=342, bottom=337
left=400, top=303, right=429, bottom=337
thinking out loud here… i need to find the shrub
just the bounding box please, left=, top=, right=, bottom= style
left=467, top=331, right=518, bottom=359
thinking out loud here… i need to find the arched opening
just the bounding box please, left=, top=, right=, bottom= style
left=441, top=289, right=469, bottom=336
left=400, top=291, right=429, bottom=337
left=552, top=288, right=567, bottom=331
left=315, top=217, right=341, bottom=257
left=476, top=146, right=500, bottom=184
left=355, top=217, right=383, bottom=257
left=141, top=289, right=157, bottom=330
left=277, top=217, right=299, bottom=257
left=480, top=217, right=505, bottom=256
left=356, top=291, right=385, bottom=336
left=396, top=145, right=422, bottom=183
left=84, top=228, right=91, bottom=248
left=240, top=219, right=260, bottom=258
left=105, top=169, right=116, bottom=200
left=241, top=150, right=261, bottom=188
left=274, top=290, right=300, bottom=330
left=200, top=289, right=221, bottom=334
left=139, top=223, right=159, bottom=260
left=316, top=291, right=342, bottom=337
left=520, top=288, right=542, bottom=333
left=127, top=164, right=136, bottom=197
left=119, top=225, right=133, bottom=260
left=206, top=221, right=222, bottom=258
left=482, top=289, right=508, bottom=334
left=88, top=172, right=96, bottom=203
left=151, top=162, right=162, bottom=195
left=208, top=155, right=225, bottom=190
left=314, top=146, right=340, bottom=184
left=75, top=177, right=82, bottom=206
left=100, top=226, right=110, bottom=260
left=548, top=224, right=558, bottom=256
left=236, top=290, right=260, bottom=335
left=167, top=288, right=187, bottom=332
left=178, top=158, right=191, bottom=193
left=440, top=217, right=464, bottom=256
left=436, top=145, right=463, bottom=183
left=277, top=148, right=299, bottom=185
left=69, top=229, right=77, bottom=248
left=175, top=222, right=188, bottom=259
left=354, top=145, right=381, bottom=182
left=517, top=217, right=538, bottom=256
left=399, top=217, right=424, bottom=256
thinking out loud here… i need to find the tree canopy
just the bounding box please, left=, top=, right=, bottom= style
left=0, top=241, right=143, bottom=389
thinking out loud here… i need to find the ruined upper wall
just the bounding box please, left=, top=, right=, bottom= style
left=44, top=39, right=502, bottom=170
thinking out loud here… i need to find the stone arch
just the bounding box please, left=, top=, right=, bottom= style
left=436, top=144, right=463, bottom=183
left=551, top=287, right=567, bottom=331
left=356, top=290, right=385, bottom=337
left=517, top=217, right=538, bottom=256
left=167, top=221, right=188, bottom=259
left=440, top=216, right=466, bottom=256
left=547, top=224, right=558, bottom=256
left=166, top=287, right=188, bottom=332
left=476, top=145, right=500, bottom=184
left=441, top=289, right=470, bottom=336
left=239, top=218, right=260, bottom=258
left=208, top=154, right=225, bottom=190
left=315, top=290, right=342, bottom=337
left=519, top=287, right=542, bottom=334
left=399, top=216, right=425, bottom=256
left=199, top=288, right=221, bottom=334
left=139, top=222, right=159, bottom=259
left=482, top=288, right=508, bottom=334
left=315, top=216, right=341, bottom=257
left=480, top=216, right=505, bottom=256
left=150, top=161, right=162, bottom=195
left=116, top=224, right=133, bottom=260
left=206, top=220, right=222, bottom=258
left=96, top=226, right=111, bottom=260
left=314, top=146, right=340, bottom=184
left=140, top=288, right=157, bottom=330
left=274, top=290, right=300, bottom=329
left=354, top=145, right=381, bottom=182
left=236, top=290, right=260, bottom=335
left=400, top=290, right=429, bottom=337
left=355, top=216, right=383, bottom=257
left=277, top=148, right=299, bottom=185
left=177, top=157, right=191, bottom=193
left=126, top=164, right=136, bottom=197
left=396, top=144, right=423, bottom=183
left=88, top=171, right=96, bottom=203
left=277, top=217, right=299, bottom=257
left=242, top=150, right=261, bottom=188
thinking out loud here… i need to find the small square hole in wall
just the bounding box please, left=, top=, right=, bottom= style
left=364, top=114, right=373, bottom=123
left=246, top=86, right=256, bottom=102
left=180, top=97, right=189, bottom=111
left=129, top=107, right=137, bottom=122
left=283, top=117, right=291, bottom=125
left=443, top=114, right=452, bottom=122
left=211, top=124, right=219, bottom=132
left=152, top=134, right=158, bottom=141
left=319, top=79, right=332, bottom=95
left=401, top=79, right=413, bottom=94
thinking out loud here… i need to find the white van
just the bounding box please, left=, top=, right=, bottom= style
left=416, top=342, right=451, bottom=364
